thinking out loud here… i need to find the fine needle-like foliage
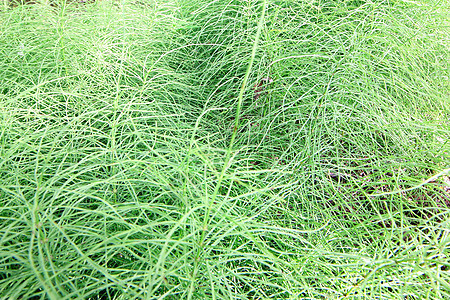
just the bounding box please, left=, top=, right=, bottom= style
left=0, top=0, right=449, bottom=299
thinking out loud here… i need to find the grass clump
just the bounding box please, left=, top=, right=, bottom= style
left=0, top=0, right=449, bottom=299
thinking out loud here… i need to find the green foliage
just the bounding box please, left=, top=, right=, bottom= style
left=0, top=0, right=449, bottom=299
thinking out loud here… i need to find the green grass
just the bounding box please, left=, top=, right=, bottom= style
left=0, top=0, right=449, bottom=299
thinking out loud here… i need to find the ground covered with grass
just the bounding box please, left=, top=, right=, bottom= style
left=0, top=0, right=449, bottom=299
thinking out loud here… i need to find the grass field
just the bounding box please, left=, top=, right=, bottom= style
left=0, top=0, right=449, bottom=299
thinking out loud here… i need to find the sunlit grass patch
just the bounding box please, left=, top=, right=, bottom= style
left=0, top=0, right=449, bottom=299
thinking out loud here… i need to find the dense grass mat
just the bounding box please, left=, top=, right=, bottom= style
left=0, top=0, right=449, bottom=298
